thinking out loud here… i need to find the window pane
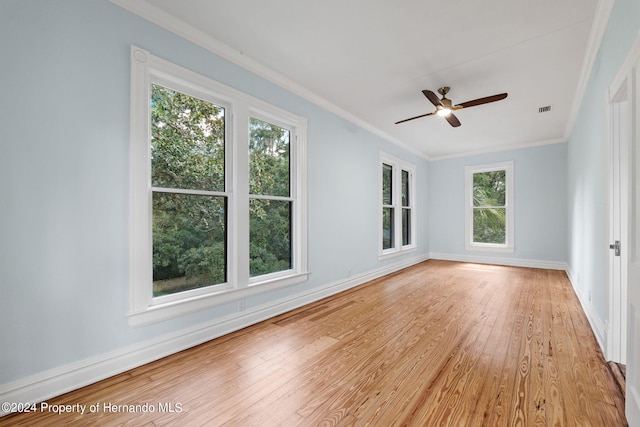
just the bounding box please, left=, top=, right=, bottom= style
left=383, top=207, right=394, bottom=249
left=402, top=208, right=411, bottom=246
left=402, top=170, right=410, bottom=207
left=473, top=171, right=506, bottom=207
left=249, top=118, right=290, bottom=197
left=382, top=163, right=393, bottom=205
left=473, top=207, right=506, bottom=244
left=152, top=192, right=227, bottom=297
left=250, top=199, right=292, bottom=276
left=151, top=84, right=225, bottom=192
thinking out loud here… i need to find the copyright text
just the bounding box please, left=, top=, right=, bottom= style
left=2, top=401, right=183, bottom=415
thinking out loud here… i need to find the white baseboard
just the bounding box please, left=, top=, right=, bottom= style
left=565, top=266, right=607, bottom=354
left=428, top=252, right=568, bottom=271
left=0, top=253, right=429, bottom=417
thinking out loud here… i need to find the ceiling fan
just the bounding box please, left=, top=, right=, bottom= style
left=395, top=87, right=508, bottom=127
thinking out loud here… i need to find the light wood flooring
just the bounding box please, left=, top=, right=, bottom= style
left=1, top=260, right=627, bottom=426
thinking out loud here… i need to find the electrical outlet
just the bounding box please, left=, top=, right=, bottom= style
left=238, top=298, right=246, bottom=312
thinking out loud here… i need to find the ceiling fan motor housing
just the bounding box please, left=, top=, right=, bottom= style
left=440, top=97, right=453, bottom=109
left=437, top=87, right=453, bottom=108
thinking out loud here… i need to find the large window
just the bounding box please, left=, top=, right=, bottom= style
left=129, top=47, right=308, bottom=325
left=465, top=161, right=514, bottom=252
left=380, top=152, right=416, bottom=258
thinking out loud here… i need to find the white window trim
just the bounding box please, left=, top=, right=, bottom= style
left=464, top=161, right=514, bottom=253
left=379, top=151, right=417, bottom=260
left=129, top=46, right=308, bottom=326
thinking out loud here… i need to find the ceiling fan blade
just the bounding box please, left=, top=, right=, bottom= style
left=422, top=90, right=443, bottom=107
left=454, top=93, right=508, bottom=109
left=395, top=111, right=436, bottom=124
left=445, top=112, right=461, bottom=127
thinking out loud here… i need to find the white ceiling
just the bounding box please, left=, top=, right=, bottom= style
left=115, top=0, right=601, bottom=159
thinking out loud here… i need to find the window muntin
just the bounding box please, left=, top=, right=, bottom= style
left=380, top=153, right=416, bottom=258
left=465, top=161, right=514, bottom=252
left=129, top=46, right=308, bottom=326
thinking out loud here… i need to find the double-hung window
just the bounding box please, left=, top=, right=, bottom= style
left=248, top=116, right=293, bottom=278
left=465, top=161, right=514, bottom=252
left=129, top=47, right=308, bottom=325
left=380, top=152, right=416, bottom=258
left=149, top=83, right=228, bottom=299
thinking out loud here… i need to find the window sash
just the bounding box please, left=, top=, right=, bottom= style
left=248, top=117, right=291, bottom=198
left=472, top=206, right=506, bottom=245
left=382, top=207, right=395, bottom=250
left=249, top=196, right=294, bottom=277
left=150, top=83, right=226, bottom=193
left=402, top=170, right=410, bottom=207
left=382, top=163, right=393, bottom=205
left=402, top=207, right=411, bottom=246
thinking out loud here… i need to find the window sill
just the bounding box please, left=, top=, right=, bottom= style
left=128, top=271, right=309, bottom=327
left=465, top=244, right=514, bottom=253
left=379, top=246, right=417, bottom=261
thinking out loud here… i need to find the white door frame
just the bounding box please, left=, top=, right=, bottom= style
left=606, top=78, right=629, bottom=364
left=613, top=33, right=640, bottom=427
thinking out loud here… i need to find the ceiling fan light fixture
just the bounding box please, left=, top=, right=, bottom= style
left=437, top=107, right=452, bottom=117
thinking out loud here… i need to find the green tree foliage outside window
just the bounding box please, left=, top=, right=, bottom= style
left=401, top=170, right=411, bottom=246
left=382, top=163, right=394, bottom=250
left=150, top=85, right=296, bottom=294
left=150, top=85, right=226, bottom=296
left=473, top=170, right=506, bottom=244
left=249, top=118, right=292, bottom=277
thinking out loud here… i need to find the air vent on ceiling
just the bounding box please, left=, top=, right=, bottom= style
left=538, top=105, right=552, bottom=113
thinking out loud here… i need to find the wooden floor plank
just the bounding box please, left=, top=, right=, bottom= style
left=0, top=260, right=627, bottom=426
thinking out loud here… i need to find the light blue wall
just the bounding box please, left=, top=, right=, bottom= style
left=0, top=0, right=429, bottom=384
left=429, top=143, right=568, bottom=263
left=5, top=0, right=636, bottom=394
left=567, top=0, right=640, bottom=325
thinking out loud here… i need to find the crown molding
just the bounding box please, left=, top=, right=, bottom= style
left=563, top=0, right=616, bottom=139
left=110, top=0, right=428, bottom=160
left=427, top=136, right=567, bottom=161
